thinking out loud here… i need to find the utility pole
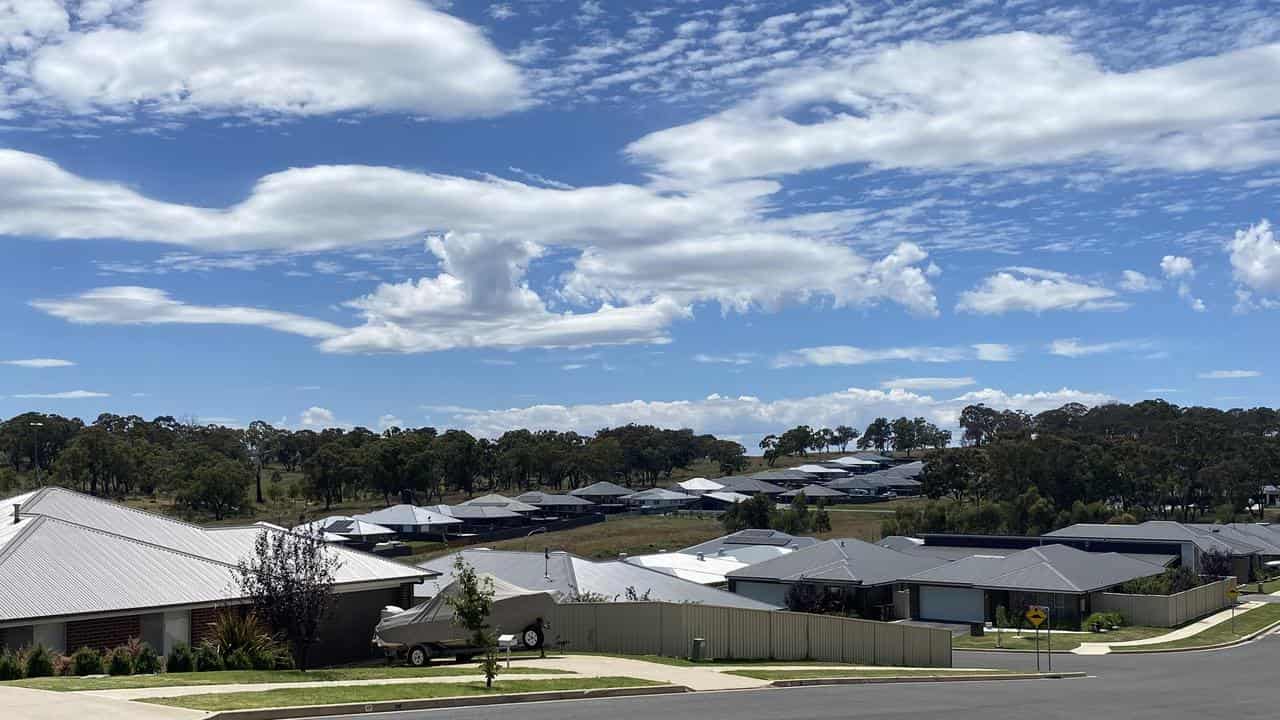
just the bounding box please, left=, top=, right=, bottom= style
left=29, top=422, right=44, bottom=486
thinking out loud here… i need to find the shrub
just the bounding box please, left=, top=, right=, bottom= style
left=194, top=642, right=224, bottom=672
left=133, top=644, right=162, bottom=675
left=166, top=643, right=195, bottom=673
left=52, top=654, right=72, bottom=677
left=0, top=649, right=22, bottom=680
left=206, top=610, right=287, bottom=670
left=106, top=647, right=134, bottom=676
left=70, top=647, right=103, bottom=676
left=23, top=644, right=55, bottom=678
left=223, top=648, right=254, bottom=671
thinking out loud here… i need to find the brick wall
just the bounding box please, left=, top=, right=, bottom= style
left=66, top=615, right=140, bottom=652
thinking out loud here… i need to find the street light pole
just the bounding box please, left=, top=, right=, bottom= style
left=29, top=422, right=44, bottom=486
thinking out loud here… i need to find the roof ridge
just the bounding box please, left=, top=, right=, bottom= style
left=28, top=486, right=211, bottom=532
left=1029, top=547, right=1082, bottom=592
left=7, top=514, right=245, bottom=571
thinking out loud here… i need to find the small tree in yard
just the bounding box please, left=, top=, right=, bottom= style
left=235, top=527, right=341, bottom=671
left=446, top=557, right=501, bottom=688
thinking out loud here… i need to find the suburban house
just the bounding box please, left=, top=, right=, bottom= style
left=513, top=492, right=597, bottom=515
left=675, top=477, right=725, bottom=494
left=458, top=493, right=539, bottom=514
left=855, top=462, right=924, bottom=496
left=415, top=548, right=778, bottom=609
left=791, top=464, right=849, bottom=481
left=902, top=544, right=1167, bottom=626
left=422, top=503, right=527, bottom=532
left=352, top=504, right=462, bottom=538
left=779, top=484, right=850, bottom=503
left=0, top=488, right=429, bottom=664
left=735, top=469, right=811, bottom=489
left=621, top=487, right=697, bottom=510
left=825, top=475, right=888, bottom=498
left=628, top=529, right=820, bottom=585
left=1045, top=520, right=1263, bottom=580
left=568, top=481, right=634, bottom=509
left=294, top=515, right=397, bottom=546
left=823, top=456, right=883, bottom=471
left=1263, top=485, right=1280, bottom=508
left=725, top=537, right=947, bottom=619
left=693, top=490, right=753, bottom=511
left=716, top=475, right=789, bottom=495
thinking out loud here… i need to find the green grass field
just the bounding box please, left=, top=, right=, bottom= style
left=953, top=625, right=1167, bottom=652
left=1111, top=603, right=1280, bottom=652
left=5, top=666, right=570, bottom=692
left=726, top=668, right=1015, bottom=680
left=142, top=677, right=662, bottom=711
left=410, top=515, right=726, bottom=560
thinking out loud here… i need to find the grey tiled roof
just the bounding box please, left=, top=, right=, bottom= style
left=904, top=544, right=1165, bottom=593
left=726, top=537, right=948, bottom=587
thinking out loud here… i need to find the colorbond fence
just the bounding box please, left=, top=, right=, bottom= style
left=1093, top=578, right=1235, bottom=628
left=545, top=602, right=952, bottom=667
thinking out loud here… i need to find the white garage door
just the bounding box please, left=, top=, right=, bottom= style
left=918, top=586, right=985, bottom=623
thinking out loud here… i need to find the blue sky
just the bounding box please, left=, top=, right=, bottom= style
left=3, top=0, right=1280, bottom=446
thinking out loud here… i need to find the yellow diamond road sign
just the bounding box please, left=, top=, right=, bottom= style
left=1227, top=588, right=1239, bottom=599
left=1025, top=606, right=1048, bottom=627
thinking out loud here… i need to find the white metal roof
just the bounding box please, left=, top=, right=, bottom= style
left=677, top=477, right=725, bottom=492
left=354, top=504, right=462, bottom=528
left=0, top=488, right=427, bottom=624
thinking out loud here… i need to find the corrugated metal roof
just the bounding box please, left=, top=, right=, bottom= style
left=727, top=538, right=947, bottom=586
left=622, top=488, right=696, bottom=501
left=354, top=504, right=462, bottom=528
left=0, top=488, right=426, bottom=623
left=1046, top=521, right=1249, bottom=555
left=424, top=504, right=524, bottom=520
left=717, top=476, right=789, bottom=494
left=415, top=548, right=777, bottom=609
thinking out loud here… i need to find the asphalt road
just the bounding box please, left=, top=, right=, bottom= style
left=306, top=631, right=1280, bottom=720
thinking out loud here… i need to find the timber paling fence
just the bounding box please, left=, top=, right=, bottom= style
left=546, top=602, right=952, bottom=667
left=1094, top=578, right=1235, bottom=628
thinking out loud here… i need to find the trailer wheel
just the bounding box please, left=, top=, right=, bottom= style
left=408, top=645, right=431, bottom=667
left=522, top=624, right=545, bottom=649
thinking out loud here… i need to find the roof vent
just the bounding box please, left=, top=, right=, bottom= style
left=11, top=503, right=18, bottom=525
left=696, top=553, right=705, bottom=561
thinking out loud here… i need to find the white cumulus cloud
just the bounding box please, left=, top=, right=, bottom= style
left=1229, top=219, right=1280, bottom=300
left=957, top=267, right=1124, bottom=315
left=299, top=406, right=337, bottom=427
left=25, top=0, right=527, bottom=119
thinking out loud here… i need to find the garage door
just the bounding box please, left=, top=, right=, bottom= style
left=918, top=586, right=985, bottom=623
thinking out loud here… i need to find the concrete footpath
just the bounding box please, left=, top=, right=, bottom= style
left=1075, top=601, right=1265, bottom=655
left=0, top=683, right=207, bottom=720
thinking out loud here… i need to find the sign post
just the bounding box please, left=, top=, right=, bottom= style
left=1025, top=606, right=1049, bottom=672
left=1228, top=586, right=1239, bottom=634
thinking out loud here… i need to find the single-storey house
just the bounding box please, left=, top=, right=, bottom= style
left=725, top=538, right=947, bottom=619
left=352, top=504, right=462, bottom=538
left=779, top=484, right=850, bottom=503
left=694, top=490, right=753, bottom=511
left=737, top=469, right=813, bottom=488
left=0, top=488, right=429, bottom=664
left=568, top=481, right=634, bottom=510
left=676, top=477, right=725, bottom=494
left=422, top=504, right=527, bottom=533
left=621, top=487, right=697, bottom=510
left=416, top=548, right=777, bottom=609
left=629, top=530, right=820, bottom=585
left=294, top=516, right=397, bottom=546
left=792, top=464, right=849, bottom=480
left=902, top=544, right=1167, bottom=626
left=458, top=493, right=539, bottom=514
left=716, top=475, right=789, bottom=495
left=513, top=492, right=597, bottom=515
left=1046, top=521, right=1261, bottom=580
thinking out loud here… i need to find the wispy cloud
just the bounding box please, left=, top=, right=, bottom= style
left=1198, top=370, right=1261, bottom=379
left=1047, top=338, right=1153, bottom=358
left=1, top=358, right=75, bottom=368
left=774, top=343, right=1011, bottom=368
left=879, top=377, right=976, bottom=391
left=12, top=390, right=109, bottom=399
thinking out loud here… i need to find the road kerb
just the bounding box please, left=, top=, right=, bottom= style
left=1109, top=619, right=1280, bottom=654
left=769, top=672, right=1087, bottom=687
left=201, top=684, right=689, bottom=720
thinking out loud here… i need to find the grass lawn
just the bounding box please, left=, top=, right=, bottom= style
left=1112, top=603, right=1280, bottom=652
left=141, top=677, right=662, bottom=712
left=726, top=668, right=1016, bottom=680
left=953, top=625, right=1167, bottom=652
left=410, top=515, right=726, bottom=561
left=1251, top=577, right=1280, bottom=595
left=5, top=666, right=569, bottom=692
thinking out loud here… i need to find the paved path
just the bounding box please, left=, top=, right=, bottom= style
left=0, top=684, right=207, bottom=720
left=82, top=672, right=582, bottom=700
left=1074, top=601, right=1264, bottom=655
left=302, top=632, right=1280, bottom=720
